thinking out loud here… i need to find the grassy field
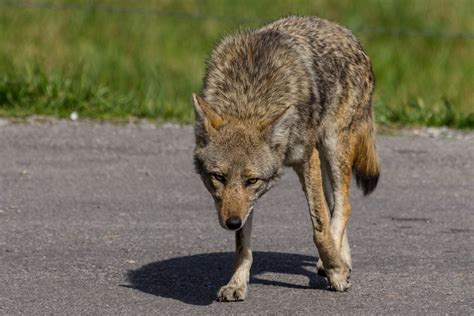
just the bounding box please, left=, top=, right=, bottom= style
left=0, top=0, right=473, bottom=128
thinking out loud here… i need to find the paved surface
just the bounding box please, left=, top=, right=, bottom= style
left=0, top=121, right=473, bottom=314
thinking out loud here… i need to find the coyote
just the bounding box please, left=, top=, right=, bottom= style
left=192, top=16, right=380, bottom=301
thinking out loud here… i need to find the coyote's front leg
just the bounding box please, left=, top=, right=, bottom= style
left=295, top=148, right=350, bottom=292
left=217, top=212, right=253, bottom=302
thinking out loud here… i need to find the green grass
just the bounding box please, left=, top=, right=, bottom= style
left=0, top=0, right=473, bottom=127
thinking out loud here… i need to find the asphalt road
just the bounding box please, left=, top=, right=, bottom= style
left=0, top=121, right=473, bottom=314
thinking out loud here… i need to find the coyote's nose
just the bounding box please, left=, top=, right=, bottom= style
left=226, top=216, right=242, bottom=230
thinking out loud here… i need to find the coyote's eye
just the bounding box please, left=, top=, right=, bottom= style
left=246, top=178, right=259, bottom=186
left=211, top=173, right=226, bottom=183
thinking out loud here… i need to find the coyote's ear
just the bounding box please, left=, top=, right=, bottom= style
left=192, top=93, right=223, bottom=134
left=260, top=106, right=296, bottom=148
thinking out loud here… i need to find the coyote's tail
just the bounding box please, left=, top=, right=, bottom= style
left=353, top=121, right=380, bottom=195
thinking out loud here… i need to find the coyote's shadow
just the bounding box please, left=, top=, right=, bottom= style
left=124, top=252, right=327, bottom=306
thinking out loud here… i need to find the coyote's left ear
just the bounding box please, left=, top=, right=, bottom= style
left=193, top=93, right=224, bottom=134
left=260, top=106, right=296, bottom=148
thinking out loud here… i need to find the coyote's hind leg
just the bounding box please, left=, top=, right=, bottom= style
left=295, top=147, right=350, bottom=292
left=321, top=133, right=355, bottom=274
left=317, top=149, right=352, bottom=276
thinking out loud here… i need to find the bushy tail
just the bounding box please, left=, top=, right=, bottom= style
left=353, top=122, right=380, bottom=195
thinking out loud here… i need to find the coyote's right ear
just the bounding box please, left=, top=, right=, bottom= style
left=192, top=93, right=223, bottom=137
left=260, top=106, right=296, bottom=149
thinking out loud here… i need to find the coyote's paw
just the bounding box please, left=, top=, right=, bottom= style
left=217, top=283, right=247, bottom=302
left=327, top=268, right=351, bottom=292
left=317, top=259, right=352, bottom=282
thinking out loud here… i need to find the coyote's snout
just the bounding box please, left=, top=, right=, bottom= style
left=216, top=181, right=255, bottom=230
left=193, top=16, right=380, bottom=302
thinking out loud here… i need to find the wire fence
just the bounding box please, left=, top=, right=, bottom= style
left=1, top=0, right=474, bottom=40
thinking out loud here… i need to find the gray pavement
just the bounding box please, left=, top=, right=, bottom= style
left=0, top=121, right=473, bottom=314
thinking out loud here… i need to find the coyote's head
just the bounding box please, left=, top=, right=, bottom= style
left=192, top=94, right=295, bottom=231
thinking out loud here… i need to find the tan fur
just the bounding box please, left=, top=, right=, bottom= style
left=193, top=16, right=380, bottom=301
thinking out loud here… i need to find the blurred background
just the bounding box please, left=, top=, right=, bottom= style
left=0, top=0, right=472, bottom=128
